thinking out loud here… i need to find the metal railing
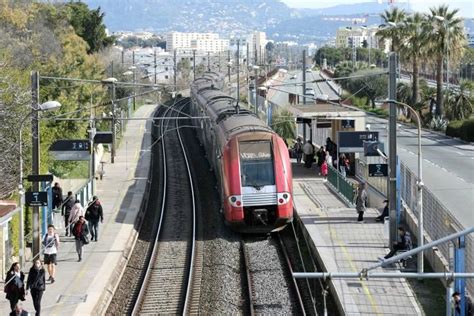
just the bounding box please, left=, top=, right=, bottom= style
left=327, top=164, right=357, bottom=205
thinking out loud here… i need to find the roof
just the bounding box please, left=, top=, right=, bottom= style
left=0, top=200, right=20, bottom=225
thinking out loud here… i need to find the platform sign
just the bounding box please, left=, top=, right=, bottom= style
left=49, top=139, right=91, bottom=161
left=25, top=191, right=48, bottom=207
left=341, top=119, right=355, bottom=129
left=94, top=132, right=113, bottom=144
left=369, top=163, right=388, bottom=177
left=338, top=131, right=379, bottom=153
left=27, top=174, right=53, bottom=182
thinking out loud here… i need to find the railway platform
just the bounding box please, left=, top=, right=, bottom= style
left=292, top=162, right=423, bottom=315
left=1, top=104, right=157, bottom=315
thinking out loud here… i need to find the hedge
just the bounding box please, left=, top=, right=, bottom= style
left=446, top=119, right=474, bottom=142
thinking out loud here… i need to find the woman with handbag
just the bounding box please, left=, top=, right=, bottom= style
left=26, top=259, right=46, bottom=316
left=72, top=216, right=90, bottom=262
left=4, top=262, right=26, bottom=311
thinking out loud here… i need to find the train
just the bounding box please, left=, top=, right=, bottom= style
left=190, top=72, right=293, bottom=233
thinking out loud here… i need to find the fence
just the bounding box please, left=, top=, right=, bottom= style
left=327, top=164, right=357, bottom=205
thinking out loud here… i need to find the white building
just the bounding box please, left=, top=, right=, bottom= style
left=166, top=32, right=229, bottom=53
left=335, top=26, right=388, bottom=52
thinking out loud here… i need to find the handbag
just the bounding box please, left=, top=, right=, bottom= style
left=81, top=234, right=90, bottom=245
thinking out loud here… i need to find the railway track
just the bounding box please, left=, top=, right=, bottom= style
left=131, top=98, right=199, bottom=315
left=242, top=235, right=306, bottom=315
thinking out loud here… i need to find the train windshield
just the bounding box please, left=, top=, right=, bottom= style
left=239, top=141, right=275, bottom=188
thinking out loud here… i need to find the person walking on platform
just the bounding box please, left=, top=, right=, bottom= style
left=303, top=140, right=314, bottom=169
left=355, top=182, right=368, bottom=222
left=72, top=216, right=90, bottom=262
left=42, top=224, right=59, bottom=283
left=9, top=302, right=28, bottom=316
left=321, top=160, right=328, bottom=180
left=316, top=147, right=326, bottom=174
left=68, top=200, right=84, bottom=226
left=61, top=191, right=75, bottom=237
left=293, top=138, right=303, bottom=165
left=85, top=196, right=103, bottom=242
left=4, top=262, right=25, bottom=312
left=26, top=259, right=46, bottom=316
left=382, top=227, right=409, bottom=260
left=51, top=182, right=63, bottom=211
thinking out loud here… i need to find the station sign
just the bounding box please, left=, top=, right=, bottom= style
left=369, top=164, right=388, bottom=177
left=338, top=131, right=379, bottom=153
left=94, top=132, right=113, bottom=144
left=27, top=174, right=54, bottom=182
left=341, top=119, right=355, bottom=129
left=49, top=139, right=90, bottom=161
left=25, top=191, right=48, bottom=207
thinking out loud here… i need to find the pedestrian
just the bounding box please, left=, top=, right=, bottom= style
left=321, top=160, right=328, bottom=179
left=85, top=196, right=103, bottom=242
left=452, top=291, right=474, bottom=316
left=316, top=147, right=326, bottom=174
left=355, top=182, right=368, bottom=222
left=303, top=140, right=314, bottom=168
left=61, top=191, right=75, bottom=236
left=375, top=200, right=389, bottom=222
left=9, top=302, right=28, bottom=316
left=42, top=224, right=59, bottom=283
left=325, top=150, right=332, bottom=167
left=382, top=227, right=409, bottom=260
left=72, top=216, right=90, bottom=262
left=4, top=262, right=25, bottom=312
left=26, top=259, right=46, bottom=316
left=51, top=182, right=63, bottom=211
left=68, top=199, right=84, bottom=226
left=293, top=138, right=303, bottom=165
left=339, top=153, right=349, bottom=177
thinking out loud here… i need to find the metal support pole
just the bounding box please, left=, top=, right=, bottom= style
left=237, top=40, right=240, bottom=102
left=121, top=50, right=124, bottom=65
left=173, top=49, right=177, bottom=93
left=293, top=272, right=474, bottom=279
left=31, top=71, right=41, bottom=258
left=254, top=68, right=258, bottom=116
left=154, top=50, right=157, bottom=84
left=110, top=60, right=114, bottom=78
left=132, top=51, right=136, bottom=111
left=207, top=51, right=210, bottom=72
left=388, top=52, right=398, bottom=247
left=227, top=50, right=231, bottom=83
left=111, top=82, right=116, bottom=163
left=193, top=50, right=196, bottom=80
left=18, top=133, right=25, bottom=267
left=302, top=49, right=306, bottom=105
left=246, top=43, right=249, bottom=84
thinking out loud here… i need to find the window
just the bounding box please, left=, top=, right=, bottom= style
left=239, top=141, right=274, bottom=188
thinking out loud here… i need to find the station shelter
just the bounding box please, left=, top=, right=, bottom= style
left=0, top=200, right=20, bottom=279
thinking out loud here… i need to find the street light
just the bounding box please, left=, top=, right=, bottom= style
left=389, top=99, right=424, bottom=274
left=434, top=15, right=449, bottom=91
left=101, top=77, right=118, bottom=163
left=19, top=100, right=62, bottom=266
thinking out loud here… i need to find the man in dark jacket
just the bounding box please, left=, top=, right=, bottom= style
left=51, top=182, right=63, bottom=210
left=453, top=292, right=474, bottom=316
left=26, top=259, right=46, bottom=316
left=61, top=191, right=75, bottom=237
left=85, top=196, right=103, bottom=242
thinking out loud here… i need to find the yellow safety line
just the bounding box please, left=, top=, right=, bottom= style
left=299, top=182, right=382, bottom=315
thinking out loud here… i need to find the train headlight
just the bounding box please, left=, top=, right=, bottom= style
left=228, top=195, right=242, bottom=207
left=277, top=192, right=291, bottom=205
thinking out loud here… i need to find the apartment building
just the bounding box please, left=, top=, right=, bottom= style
left=166, top=32, right=229, bottom=53
left=335, top=26, right=388, bottom=52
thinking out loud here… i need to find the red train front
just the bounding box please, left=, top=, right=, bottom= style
left=190, top=72, right=293, bottom=233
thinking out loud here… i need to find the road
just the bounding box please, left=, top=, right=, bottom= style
left=268, top=71, right=474, bottom=229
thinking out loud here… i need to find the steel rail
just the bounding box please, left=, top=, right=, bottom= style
left=241, top=241, right=256, bottom=316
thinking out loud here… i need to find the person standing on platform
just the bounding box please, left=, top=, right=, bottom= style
left=303, top=140, right=314, bottom=169
left=72, top=216, right=90, bottom=262
left=452, top=291, right=474, bottom=316
left=316, top=147, right=326, bottom=174
left=43, top=224, right=59, bottom=283
left=68, top=200, right=84, bottom=226
left=293, top=138, right=303, bottom=165
left=321, top=160, right=328, bottom=180
left=51, top=182, right=63, bottom=211
left=85, top=196, right=103, bottom=242
left=61, top=191, right=75, bottom=236
left=355, top=182, right=368, bottom=222
left=4, top=262, right=25, bottom=312
left=26, top=259, right=46, bottom=316
left=9, top=302, right=28, bottom=316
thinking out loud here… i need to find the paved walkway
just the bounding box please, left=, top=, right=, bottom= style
left=293, top=163, right=422, bottom=315
left=1, top=104, right=157, bottom=315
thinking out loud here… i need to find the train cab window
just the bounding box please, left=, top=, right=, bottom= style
left=239, top=141, right=275, bottom=188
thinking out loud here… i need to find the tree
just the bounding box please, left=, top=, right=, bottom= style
left=400, top=12, right=428, bottom=106
left=65, top=2, right=115, bottom=54
left=271, top=108, right=295, bottom=141
left=345, top=69, right=388, bottom=108
left=427, top=5, right=466, bottom=117
left=444, top=80, right=473, bottom=121
left=377, top=7, right=407, bottom=52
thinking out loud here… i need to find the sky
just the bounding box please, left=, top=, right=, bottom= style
left=281, top=0, right=474, bottom=17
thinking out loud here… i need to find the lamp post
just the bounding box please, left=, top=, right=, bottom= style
left=391, top=100, right=424, bottom=273
left=253, top=65, right=260, bottom=115
left=434, top=15, right=449, bottom=91
left=20, top=98, right=62, bottom=262
left=101, top=77, right=118, bottom=163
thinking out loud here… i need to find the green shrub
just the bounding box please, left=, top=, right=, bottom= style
left=446, top=120, right=463, bottom=138
left=460, top=119, right=474, bottom=142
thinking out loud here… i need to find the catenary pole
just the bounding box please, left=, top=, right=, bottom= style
left=388, top=52, right=398, bottom=248
left=31, top=71, right=41, bottom=258
left=302, top=49, right=306, bottom=105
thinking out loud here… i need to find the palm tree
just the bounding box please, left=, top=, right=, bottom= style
left=426, top=5, right=466, bottom=117
left=400, top=13, right=428, bottom=106
left=377, top=7, right=407, bottom=52
left=444, top=80, right=474, bottom=121
left=271, top=109, right=296, bottom=141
